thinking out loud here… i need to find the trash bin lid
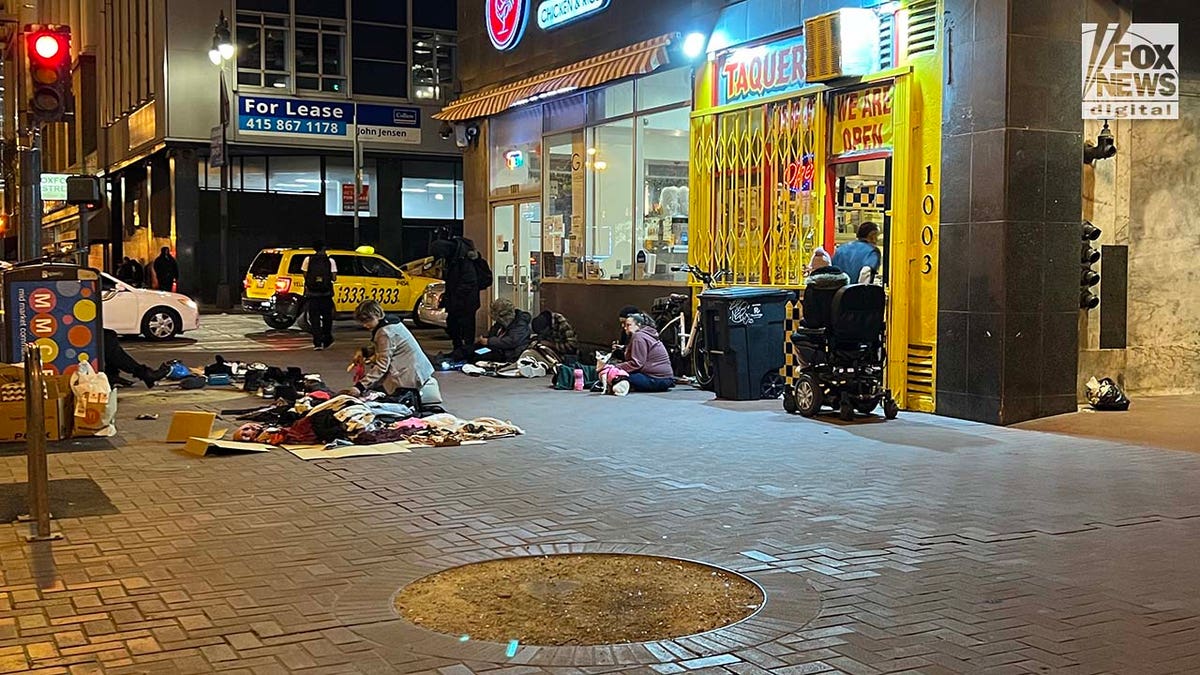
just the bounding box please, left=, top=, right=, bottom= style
left=699, top=286, right=795, bottom=301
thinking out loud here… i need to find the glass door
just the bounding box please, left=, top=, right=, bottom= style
left=490, top=199, right=542, bottom=313
left=828, top=156, right=891, bottom=285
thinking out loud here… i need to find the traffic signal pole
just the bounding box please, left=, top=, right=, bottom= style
left=18, top=126, right=43, bottom=261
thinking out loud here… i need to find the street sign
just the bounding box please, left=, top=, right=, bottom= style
left=209, top=126, right=225, bottom=167
left=355, top=104, right=421, bottom=145
left=40, top=173, right=68, bottom=201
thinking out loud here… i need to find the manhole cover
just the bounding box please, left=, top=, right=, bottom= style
left=394, top=553, right=764, bottom=646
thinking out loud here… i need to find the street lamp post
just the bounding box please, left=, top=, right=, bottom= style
left=210, top=12, right=235, bottom=309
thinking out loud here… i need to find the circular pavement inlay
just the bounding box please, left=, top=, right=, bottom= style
left=393, top=553, right=765, bottom=646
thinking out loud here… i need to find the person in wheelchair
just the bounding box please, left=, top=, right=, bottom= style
left=786, top=264, right=898, bottom=421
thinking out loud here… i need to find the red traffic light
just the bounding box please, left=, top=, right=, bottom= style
left=34, top=34, right=60, bottom=59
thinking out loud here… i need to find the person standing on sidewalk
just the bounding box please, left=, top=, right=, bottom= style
left=431, top=235, right=488, bottom=361
left=153, top=247, right=178, bottom=291
left=302, top=241, right=338, bottom=350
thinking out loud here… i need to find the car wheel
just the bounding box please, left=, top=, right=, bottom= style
left=794, top=374, right=822, bottom=418
left=142, top=308, right=181, bottom=341
left=411, top=298, right=429, bottom=328
left=264, top=314, right=296, bottom=330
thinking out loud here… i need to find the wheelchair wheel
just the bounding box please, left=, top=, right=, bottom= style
left=761, top=372, right=786, bottom=400
left=855, top=399, right=879, bottom=415
left=839, top=396, right=855, bottom=422
left=794, top=375, right=821, bottom=417
left=783, top=386, right=799, bottom=414
left=884, top=397, right=899, bottom=420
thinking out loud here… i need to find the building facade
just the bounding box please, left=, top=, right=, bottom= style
left=0, top=0, right=466, bottom=302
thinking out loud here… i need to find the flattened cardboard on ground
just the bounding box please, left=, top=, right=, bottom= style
left=184, top=437, right=274, bottom=457
left=166, top=411, right=218, bottom=443
left=285, top=442, right=413, bottom=461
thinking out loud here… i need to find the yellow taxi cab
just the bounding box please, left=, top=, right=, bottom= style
left=242, top=247, right=440, bottom=330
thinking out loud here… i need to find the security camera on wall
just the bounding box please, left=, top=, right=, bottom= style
left=455, top=123, right=469, bottom=148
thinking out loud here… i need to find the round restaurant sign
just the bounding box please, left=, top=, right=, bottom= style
left=487, top=0, right=528, bottom=51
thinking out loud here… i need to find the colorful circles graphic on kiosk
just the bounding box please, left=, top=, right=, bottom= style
left=68, top=324, right=93, bottom=348
left=43, top=363, right=61, bottom=376
left=34, top=338, right=59, bottom=363
left=28, top=288, right=57, bottom=313
left=56, top=280, right=82, bottom=297
left=73, top=298, right=97, bottom=322
left=62, top=314, right=74, bottom=325
left=30, top=313, right=58, bottom=338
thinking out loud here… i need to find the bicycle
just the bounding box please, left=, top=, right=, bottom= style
left=650, top=264, right=726, bottom=389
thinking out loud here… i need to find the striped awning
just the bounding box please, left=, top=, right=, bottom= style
left=434, top=34, right=677, bottom=122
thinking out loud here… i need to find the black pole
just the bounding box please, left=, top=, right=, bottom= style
left=215, top=68, right=232, bottom=309
left=18, top=127, right=43, bottom=262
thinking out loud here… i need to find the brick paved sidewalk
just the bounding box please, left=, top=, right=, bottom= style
left=2, top=333, right=1200, bottom=673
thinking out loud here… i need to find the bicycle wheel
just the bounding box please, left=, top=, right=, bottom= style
left=657, top=319, right=687, bottom=376
left=691, top=324, right=714, bottom=390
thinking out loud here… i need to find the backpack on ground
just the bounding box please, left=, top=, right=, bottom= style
left=553, top=364, right=599, bottom=390
left=305, top=253, right=334, bottom=295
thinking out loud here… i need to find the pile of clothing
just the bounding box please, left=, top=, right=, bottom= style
left=226, top=393, right=522, bottom=450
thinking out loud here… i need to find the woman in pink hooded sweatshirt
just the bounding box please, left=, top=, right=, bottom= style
left=605, top=313, right=675, bottom=393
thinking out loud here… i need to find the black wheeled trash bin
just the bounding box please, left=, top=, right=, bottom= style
left=698, top=287, right=795, bottom=400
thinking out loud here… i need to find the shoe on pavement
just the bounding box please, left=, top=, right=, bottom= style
left=314, top=345, right=324, bottom=351
left=612, top=380, right=630, bottom=397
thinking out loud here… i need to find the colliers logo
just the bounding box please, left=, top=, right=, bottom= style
left=1083, top=23, right=1179, bottom=120
left=487, top=0, right=529, bottom=51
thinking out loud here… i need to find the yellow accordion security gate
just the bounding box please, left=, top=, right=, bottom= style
left=688, top=14, right=944, bottom=413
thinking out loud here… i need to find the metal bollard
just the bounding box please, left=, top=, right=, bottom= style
left=22, top=344, right=61, bottom=542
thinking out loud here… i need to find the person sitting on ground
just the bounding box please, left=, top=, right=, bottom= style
left=610, top=305, right=641, bottom=361
left=474, top=297, right=532, bottom=363
left=603, top=313, right=675, bottom=395
left=530, top=309, right=578, bottom=361
left=350, top=300, right=441, bottom=405
left=103, top=329, right=170, bottom=388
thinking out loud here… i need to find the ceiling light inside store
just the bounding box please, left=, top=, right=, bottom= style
left=434, top=193, right=445, bottom=200
left=401, top=188, right=427, bottom=193
left=425, top=182, right=456, bottom=188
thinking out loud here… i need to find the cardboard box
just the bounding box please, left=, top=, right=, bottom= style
left=0, top=374, right=73, bottom=443
left=166, top=411, right=218, bottom=443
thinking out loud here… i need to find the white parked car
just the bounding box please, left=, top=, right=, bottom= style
left=1, top=261, right=200, bottom=340
left=417, top=282, right=447, bottom=328
left=100, top=273, right=200, bottom=340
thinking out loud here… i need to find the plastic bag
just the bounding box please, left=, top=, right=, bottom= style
left=70, top=360, right=117, bottom=436
left=1086, top=376, right=1131, bottom=411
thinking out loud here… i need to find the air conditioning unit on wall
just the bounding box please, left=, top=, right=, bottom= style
left=805, top=8, right=882, bottom=82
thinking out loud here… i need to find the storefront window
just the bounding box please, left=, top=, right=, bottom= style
left=636, top=67, right=691, bottom=111
left=324, top=157, right=378, bottom=216
left=587, top=119, right=634, bottom=280
left=490, top=107, right=542, bottom=196
left=401, top=177, right=463, bottom=219
left=543, top=131, right=584, bottom=279
left=766, top=96, right=819, bottom=285
left=635, top=107, right=690, bottom=280
left=268, top=156, right=321, bottom=193
left=242, top=157, right=268, bottom=192
left=715, top=107, right=765, bottom=284
left=544, top=93, right=585, bottom=134
left=587, top=81, right=633, bottom=123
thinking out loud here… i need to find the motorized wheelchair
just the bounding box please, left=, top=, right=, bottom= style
left=783, top=280, right=899, bottom=421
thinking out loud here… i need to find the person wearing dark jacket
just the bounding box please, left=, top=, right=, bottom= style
left=531, top=309, right=578, bottom=358
left=609, top=313, right=675, bottom=393
left=431, top=236, right=483, bottom=360
left=153, top=247, right=178, bottom=291
left=476, top=297, right=532, bottom=363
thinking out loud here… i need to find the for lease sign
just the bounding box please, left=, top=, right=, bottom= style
left=831, top=84, right=894, bottom=156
